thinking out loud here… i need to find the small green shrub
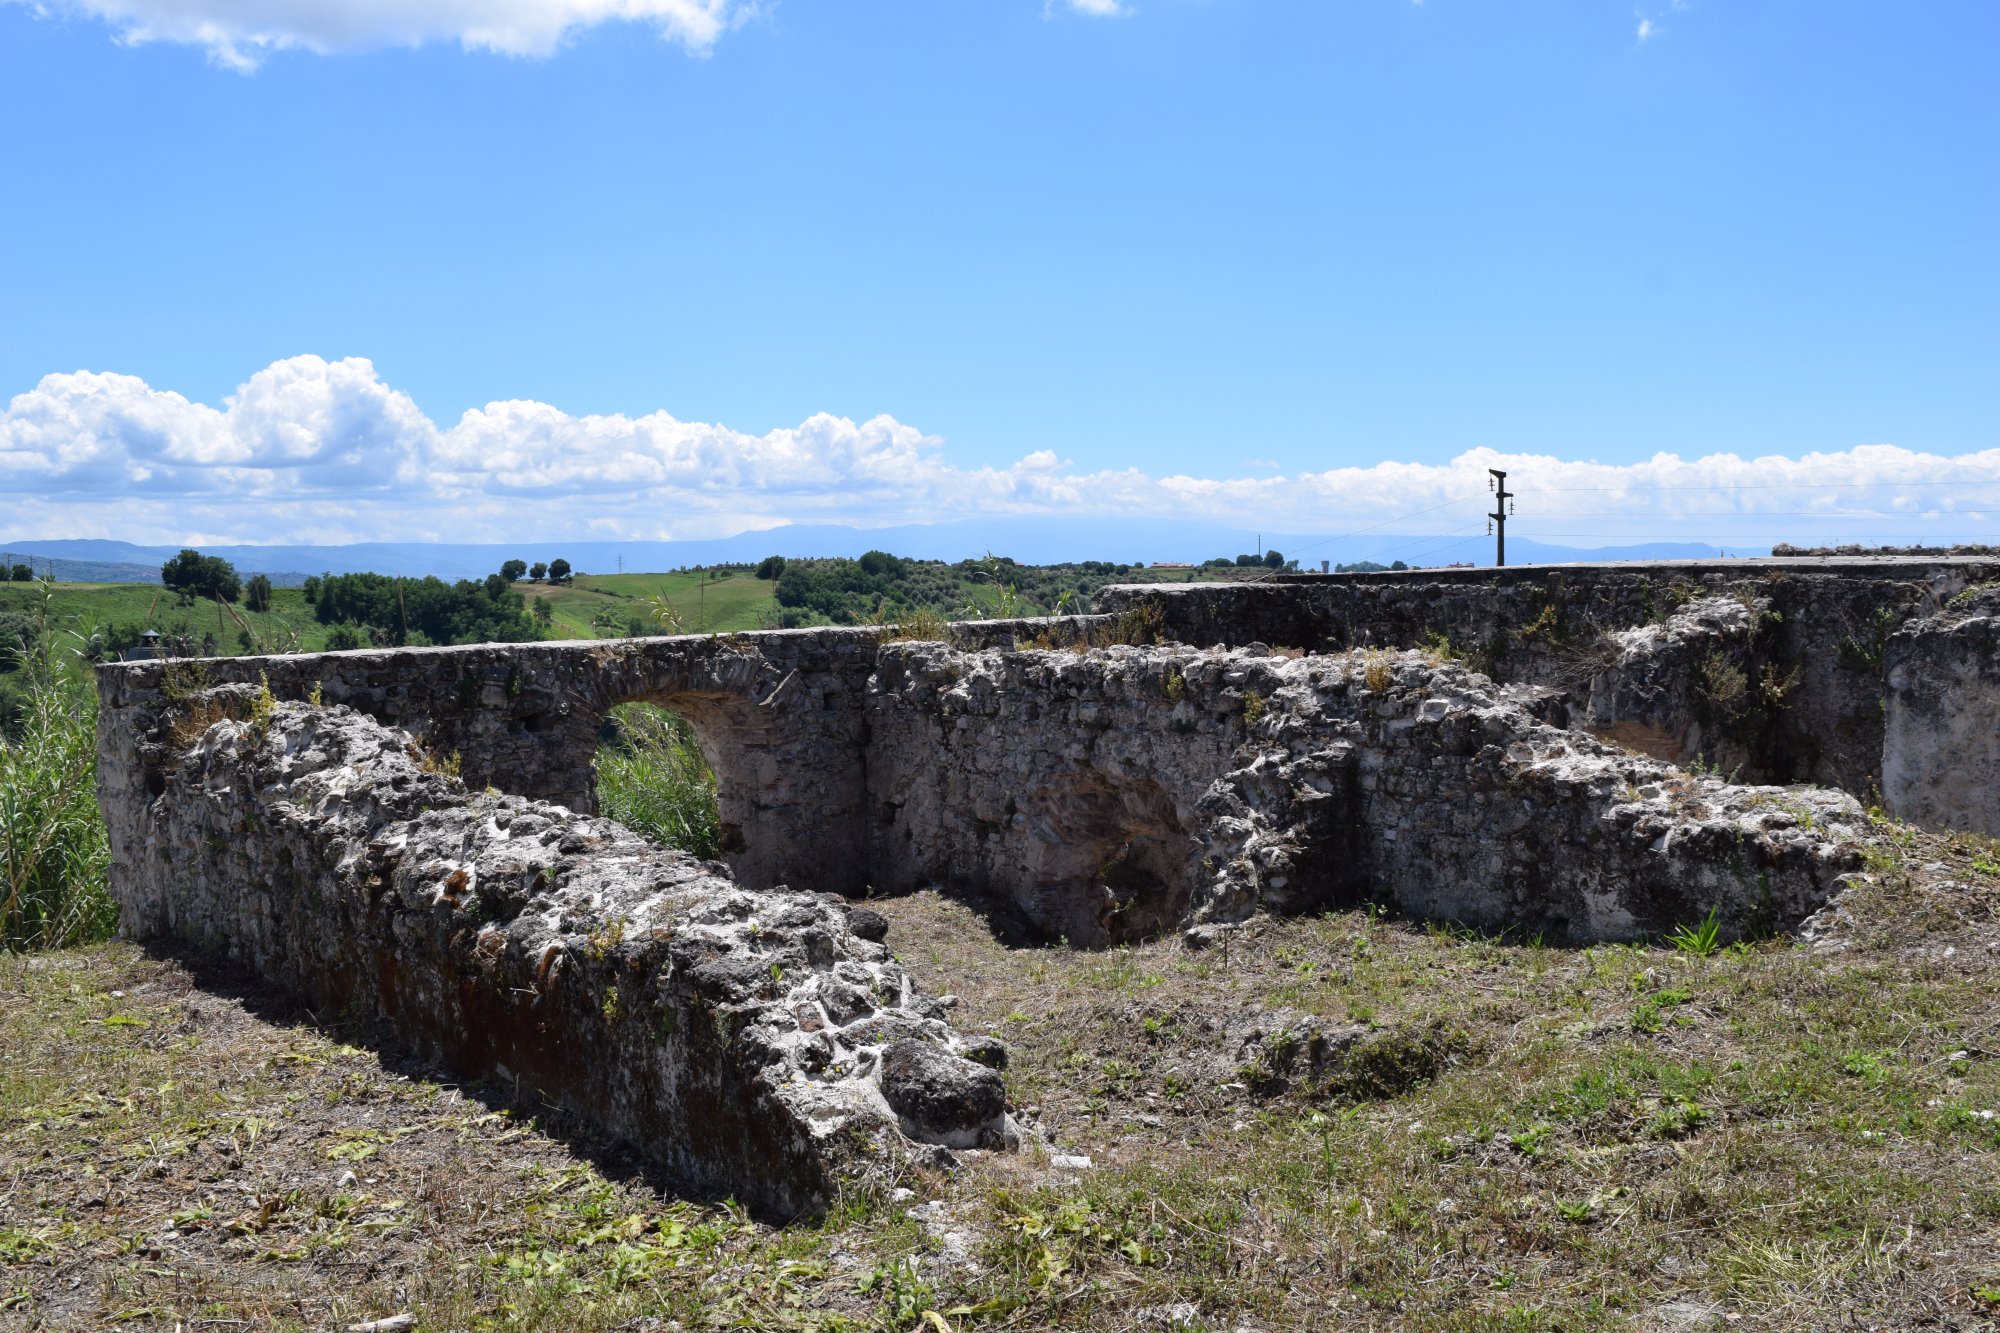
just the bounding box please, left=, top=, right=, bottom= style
left=880, top=606, right=951, bottom=643
left=1666, top=909, right=1723, bottom=958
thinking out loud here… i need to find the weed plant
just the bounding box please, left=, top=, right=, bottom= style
left=594, top=703, right=721, bottom=859
left=0, top=591, right=114, bottom=950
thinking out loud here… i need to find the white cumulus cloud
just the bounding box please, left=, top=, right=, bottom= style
left=5, top=355, right=2000, bottom=550
left=11, top=0, right=747, bottom=68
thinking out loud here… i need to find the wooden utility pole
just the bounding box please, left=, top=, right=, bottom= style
left=1489, top=469, right=1514, bottom=567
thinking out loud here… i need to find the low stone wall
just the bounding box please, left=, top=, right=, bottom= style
left=95, top=619, right=1125, bottom=901
left=123, top=696, right=1012, bottom=1216
left=1096, top=558, right=1993, bottom=806
left=864, top=643, right=1867, bottom=945
left=104, top=627, right=1870, bottom=947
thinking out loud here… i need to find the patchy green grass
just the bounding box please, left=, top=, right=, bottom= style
left=4, top=832, right=1999, bottom=1329
left=572, top=570, right=781, bottom=634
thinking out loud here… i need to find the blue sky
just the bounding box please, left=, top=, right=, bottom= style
left=1, top=0, right=1996, bottom=547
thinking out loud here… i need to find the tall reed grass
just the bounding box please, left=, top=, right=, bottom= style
left=594, top=703, right=721, bottom=860
left=1, top=595, right=115, bottom=951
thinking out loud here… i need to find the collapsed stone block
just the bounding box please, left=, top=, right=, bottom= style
left=116, top=698, right=1013, bottom=1217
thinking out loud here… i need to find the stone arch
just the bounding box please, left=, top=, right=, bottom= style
left=584, top=636, right=873, bottom=897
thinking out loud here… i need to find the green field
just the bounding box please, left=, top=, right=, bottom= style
left=1, top=559, right=1249, bottom=660
left=0, top=581, right=340, bottom=655
left=548, top=570, right=782, bottom=636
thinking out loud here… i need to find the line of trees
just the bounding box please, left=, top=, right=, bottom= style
left=499, top=558, right=573, bottom=584
left=307, top=571, right=541, bottom=647
left=1202, top=550, right=1290, bottom=570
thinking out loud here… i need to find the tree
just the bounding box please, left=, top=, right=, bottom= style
left=8, top=564, right=30, bottom=583
left=532, top=600, right=554, bottom=626
left=484, top=573, right=509, bottom=599
left=160, top=549, right=241, bottom=603
left=755, top=555, right=787, bottom=580
left=500, top=559, right=528, bottom=582
left=244, top=573, right=272, bottom=614
left=1264, top=549, right=1285, bottom=569
left=529, top=562, right=548, bottom=582
left=548, top=558, right=573, bottom=585
left=302, top=575, right=322, bottom=602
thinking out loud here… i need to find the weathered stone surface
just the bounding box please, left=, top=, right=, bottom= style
left=1583, top=595, right=1769, bottom=767
left=865, top=642, right=1866, bottom=944
left=1096, top=557, right=1982, bottom=798
left=1885, top=595, right=2000, bottom=836
left=121, top=698, right=1013, bottom=1216
left=877, top=1039, right=1010, bottom=1148
left=102, top=623, right=1873, bottom=952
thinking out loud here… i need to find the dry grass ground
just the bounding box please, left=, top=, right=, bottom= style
left=4, top=822, right=1999, bottom=1331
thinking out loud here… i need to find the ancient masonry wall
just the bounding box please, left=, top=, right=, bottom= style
left=863, top=642, right=1865, bottom=945
left=125, top=696, right=1013, bottom=1216
left=1097, top=558, right=1999, bottom=810
left=104, top=623, right=1870, bottom=950
left=1883, top=587, right=2000, bottom=838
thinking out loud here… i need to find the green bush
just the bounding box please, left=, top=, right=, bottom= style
left=594, top=704, right=720, bottom=860
left=1, top=607, right=114, bottom=951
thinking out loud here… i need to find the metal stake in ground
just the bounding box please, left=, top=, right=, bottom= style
left=1488, top=469, right=1514, bottom=567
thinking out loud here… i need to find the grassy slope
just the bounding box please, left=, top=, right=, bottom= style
left=3, top=822, right=1997, bottom=1329
left=544, top=571, right=779, bottom=636
left=0, top=583, right=338, bottom=654
left=2, top=564, right=1242, bottom=655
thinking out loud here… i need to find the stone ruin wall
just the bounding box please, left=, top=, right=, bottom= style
left=94, top=556, right=2000, bottom=1204
left=862, top=641, right=1865, bottom=946
left=117, top=693, right=1014, bottom=1217
left=1098, top=556, right=2000, bottom=824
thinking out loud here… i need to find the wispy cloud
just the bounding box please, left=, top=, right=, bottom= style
left=8, top=0, right=748, bottom=69
left=5, top=356, right=1999, bottom=550
left=1637, top=17, right=1658, bottom=41
left=11, top=0, right=1137, bottom=68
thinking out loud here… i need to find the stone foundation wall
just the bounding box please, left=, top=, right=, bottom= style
left=123, top=697, right=1012, bottom=1216
left=98, top=559, right=2000, bottom=971
left=1096, top=558, right=1993, bottom=802
left=863, top=642, right=1866, bottom=945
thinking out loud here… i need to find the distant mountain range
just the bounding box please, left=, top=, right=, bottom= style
left=2, top=522, right=1731, bottom=584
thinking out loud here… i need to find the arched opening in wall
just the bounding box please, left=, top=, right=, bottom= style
left=593, top=702, right=722, bottom=860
